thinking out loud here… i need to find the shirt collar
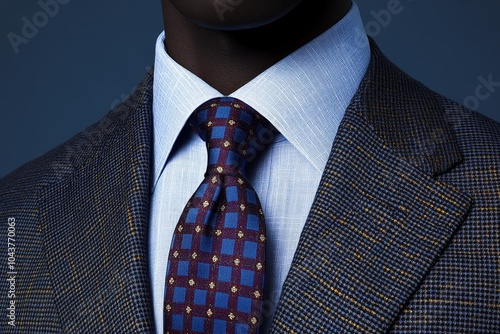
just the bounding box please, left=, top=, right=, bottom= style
left=152, top=2, right=370, bottom=185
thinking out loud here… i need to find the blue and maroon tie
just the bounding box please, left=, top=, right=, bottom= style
left=164, top=97, right=274, bottom=334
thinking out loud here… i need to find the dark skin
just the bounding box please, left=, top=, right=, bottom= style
left=162, top=0, right=352, bottom=95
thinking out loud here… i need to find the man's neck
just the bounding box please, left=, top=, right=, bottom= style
left=162, top=0, right=352, bottom=95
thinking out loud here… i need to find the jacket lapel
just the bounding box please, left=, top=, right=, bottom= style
left=270, top=43, right=472, bottom=333
left=39, top=72, right=155, bottom=332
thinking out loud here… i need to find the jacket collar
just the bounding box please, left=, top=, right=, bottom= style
left=269, top=41, right=471, bottom=333
left=356, top=40, right=462, bottom=177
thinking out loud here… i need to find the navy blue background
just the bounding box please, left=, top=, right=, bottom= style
left=1, top=0, right=499, bottom=178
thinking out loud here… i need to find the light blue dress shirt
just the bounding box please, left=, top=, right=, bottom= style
left=149, top=3, right=370, bottom=332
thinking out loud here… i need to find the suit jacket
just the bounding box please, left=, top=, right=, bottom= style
left=1, top=42, right=499, bottom=333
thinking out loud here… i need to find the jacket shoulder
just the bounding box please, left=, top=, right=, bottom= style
left=0, top=72, right=153, bottom=204
left=439, top=95, right=500, bottom=156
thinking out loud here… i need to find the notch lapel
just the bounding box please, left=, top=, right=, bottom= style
left=270, top=43, right=472, bottom=333
left=39, top=73, right=155, bottom=332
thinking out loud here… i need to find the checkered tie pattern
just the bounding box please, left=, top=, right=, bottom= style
left=164, top=97, right=274, bottom=334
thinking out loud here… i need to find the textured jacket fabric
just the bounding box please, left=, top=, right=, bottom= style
left=1, top=42, right=499, bottom=333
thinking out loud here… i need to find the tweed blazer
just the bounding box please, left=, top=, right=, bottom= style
left=1, top=43, right=499, bottom=333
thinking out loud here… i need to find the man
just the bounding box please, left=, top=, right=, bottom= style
left=1, top=0, right=499, bottom=332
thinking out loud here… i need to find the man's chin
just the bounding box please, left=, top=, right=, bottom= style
left=169, top=0, right=303, bottom=31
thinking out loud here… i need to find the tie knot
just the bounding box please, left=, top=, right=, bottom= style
left=190, top=97, right=275, bottom=175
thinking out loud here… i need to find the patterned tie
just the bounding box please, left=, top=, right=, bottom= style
left=164, top=97, right=274, bottom=334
